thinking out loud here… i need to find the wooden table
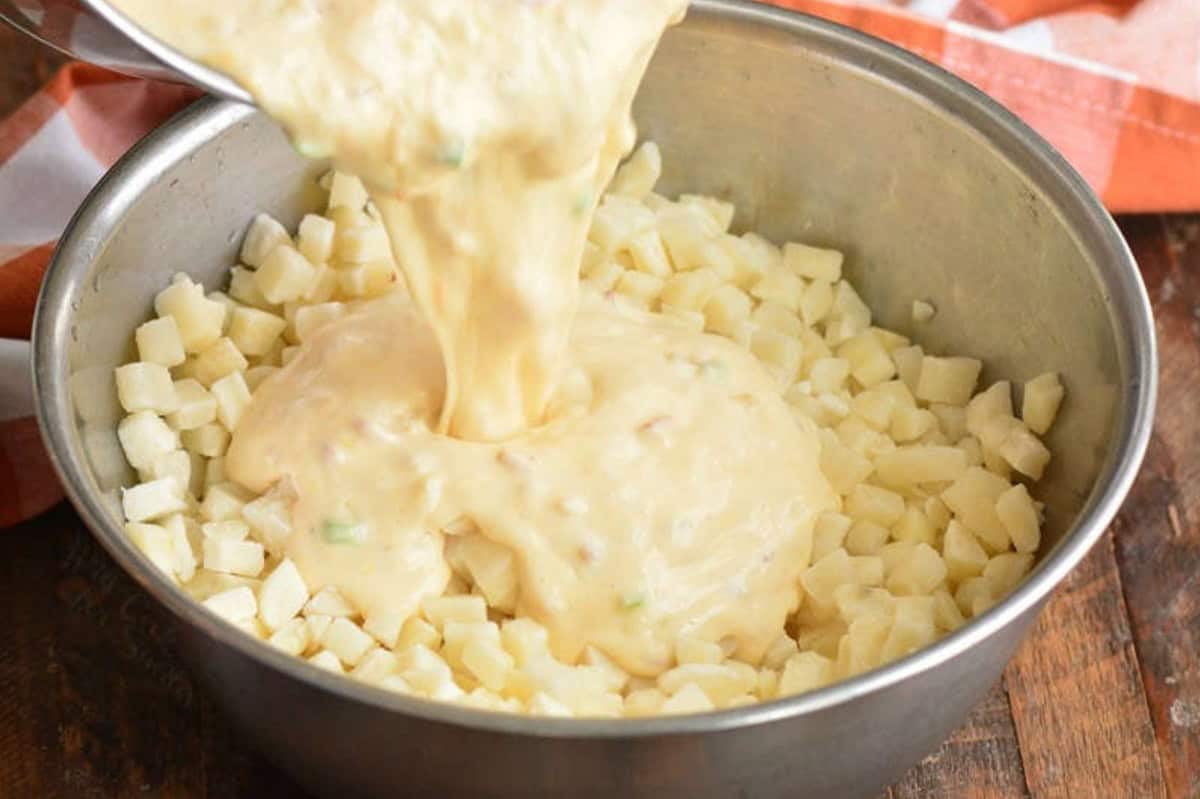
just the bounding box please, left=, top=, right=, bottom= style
left=1, top=25, right=1197, bottom=799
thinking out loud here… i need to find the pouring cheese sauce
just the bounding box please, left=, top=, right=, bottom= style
left=113, top=0, right=837, bottom=675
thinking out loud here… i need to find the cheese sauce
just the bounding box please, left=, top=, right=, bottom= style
left=113, top=0, right=838, bottom=675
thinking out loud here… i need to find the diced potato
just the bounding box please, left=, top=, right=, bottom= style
left=352, top=647, right=400, bottom=685
left=203, top=536, right=265, bottom=577
left=838, top=331, right=895, bottom=388
left=421, top=594, right=487, bottom=629
left=892, top=506, right=937, bottom=546
left=297, top=213, right=336, bottom=264
left=161, top=514, right=198, bottom=582
left=811, top=511, right=852, bottom=562
left=190, top=338, right=249, bottom=387
left=891, top=345, right=924, bottom=393
left=846, top=484, right=905, bottom=526
left=966, top=381, right=1013, bottom=437
left=268, top=617, right=311, bottom=657
left=228, top=265, right=275, bottom=310
left=749, top=267, right=805, bottom=313
left=244, top=365, right=279, bottom=391
left=135, top=317, right=186, bottom=368
left=203, top=586, right=258, bottom=624
left=778, top=652, right=834, bottom=696
left=201, top=519, right=249, bottom=541
left=210, top=371, right=251, bottom=431
left=117, top=411, right=179, bottom=471
left=833, top=584, right=893, bottom=622
left=167, top=379, right=217, bottom=431
left=227, top=307, right=287, bottom=357
left=327, top=172, right=369, bottom=212
left=615, top=270, right=663, bottom=308
left=335, top=223, right=392, bottom=265
left=659, top=682, right=715, bottom=715
left=932, top=588, right=967, bottom=632
left=321, top=617, right=375, bottom=666
left=818, top=436, right=873, bottom=495
left=941, top=467, right=1012, bottom=551
left=181, top=422, right=230, bottom=458
left=911, top=300, right=936, bottom=323
left=656, top=204, right=719, bottom=271
left=808, top=359, right=851, bottom=397
left=582, top=258, right=624, bottom=294
left=608, top=141, right=661, bottom=200
left=783, top=242, right=842, bottom=283
left=204, top=456, right=225, bottom=488
left=799, top=279, right=834, bottom=327
left=845, top=520, right=890, bottom=556
left=880, top=596, right=937, bottom=662
left=625, top=229, right=672, bottom=277
left=122, top=478, right=185, bottom=522
left=995, top=483, right=1041, bottom=554
left=703, top=284, right=752, bottom=337
left=955, top=576, right=999, bottom=617
left=305, top=586, right=357, bottom=618
left=660, top=305, right=705, bottom=332
left=155, top=277, right=226, bottom=354
left=501, top=617, right=550, bottom=666
left=658, top=663, right=754, bottom=706
left=450, top=535, right=518, bottom=613
left=240, top=214, right=291, bottom=268
left=887, top=543, right=947, bottom=596
left=660, top=267, right=722, bottom=311
left=308, top=649, right=345, bottom=673
left=258, top=558, right=309, bottom=631
left=462, top=637, right=516, bottom=692
left=916, top=356, right=982, bottom=406
left=442, top=620, right=501, bottom=667
left=941, top=520, right=989, bottom=582
left=126, top=522, right=176, bottom=577
left=397, top=616, right=441, bottom=652
left=930, top=403, right=968, bottom=441
left=891, top=406, right=937, bottom=442
left=873, top=445, right=969, bottom=488
left=589, top=195, right=656, bottom=252
left=242, top=488, right=294, bottom=551
left=1022, top=372, right=1064, bottom=435
left=199, top=481, right=253, bottom=521
left=802, top=549, right=883, bottom=604
left=115, top=362, right=178, bottom=414
left=255, top=244, right=317, bottom=304
left=836, top=615, right=890, bottom=678
left=995, top=423, right=1051, bottom=480
left=679, top=194, right=735, bottom=232
left=984, top=552, right=1034, bottom=595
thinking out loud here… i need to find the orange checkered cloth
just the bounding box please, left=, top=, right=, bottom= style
left=1, top=0, right=1197, bottom=527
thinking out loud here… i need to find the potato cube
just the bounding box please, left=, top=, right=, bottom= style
left=208, top=372, right=251, bottom=431
left=307, top=649, right=345, bottom=673
left=656, top=205, right=719, bottom=270
left=154, top=277, right=227, bottom=353
left=297, top=213, right=336, bottom=264
left=327, top=171, right=369, bottom=212
left=983, top=552, right=1034, bottom=595
left=832, top=281, right=872, bottom=330
left=397, top=645, right=458, bottom=697
left=700, top=284, right=750, bottom=337
left=244, top=366, right=279, bottom=391
left=227, top=307, right=286, bottom=357
left=930, top=403, right=968, bottom=441
left=625, top=229, right=672, bottom=277
left=818, top=436, right=873, bottom=495
left=891, top=406, right=937, bottom=442
left=203, top=536, right=264, bottom=577
left=462, top=637, right=515, bottom=692
left=833, top=584, right=893, bottom=623
left=749, top=267, right=805, bottom=313
left=258, top=558, right=309, bottom=631
left=117, top=411, right=179, bottom=471
left=255, top=244, right=317, bottom=304
left=582, top=259, right=624, bottom=294
left=808, top=358, right=851, bottom=394
left=240, top=214, right=291, bottom=268
left=115, top=362, right=178, bottom=415
left=996, top=424, right=1051, bottom=480
left=351, top=647, right=399, bottom=685
left=674, top=636, right=724, bottom=666
left=500, top=618, right=550, bottom=666
left=965, top=381, right=1013, bottom=436
left=838, top=331, right=896, bottom=388
left=161, top=514, right=198, bottom=582
left=911, top=300, right=936, bottom=323
left=778, top=652, right=834, bottom=696
left=421, top=594, right=486, bottom=629
left=660, top=267, right=722, bottom=311
left=532, top=691, right=576, bottom=718
left=1022, top=372, right=1064, bottom=435
left=135, top=316, right=186, bottom=368
left=204, top=456, right=226, bottom=488
left=658, top=663, right=754, bottom=706
left=203, top=586, right=258, bottom=623
left=892, top=506, right=937, bottom=546
left=811, top=511, right=852, bottom=562
left=917, top=356, right=982, bottom=406
left=874, top=445, right=969, bottom=488
left=442, top=620, right=501, bottom=668
left=658, top=682, right=714, bottom=715
left=798, top=279, right=834, bottom=327
left=845, top=519, right=890, bottom=556
left=942, top=520, right=989, bottom=581
left=880, top=596, right=937, bottom=662
left=802, top=549, right=883, bottom=604
left=241, top=489, right=294, bottom=551
left=783, top=242, right=843, bottom=283
left=887, top=543, right=947, bottom=596
left=452, top=535, right=518, bottom=613
left=750, top=328, right=803, bottom=383
left=941, top=467, right=1012, bottom=551
left=396, top=616, right=441, bottom=652
left=660, top=306, right=705, bottom=332
left=996, top=483, right=1041, bottom=554
left=320, top=617, right=375, bottom=666
left=268, top=617, right=312, bottom=656
left=190, top=338, right=248, bottom=387
left=846, top=484, right=905, bottom=526
left=615, top=270, right=663, bottom=308
left=608, top=141, right=661, bottom=200
left=145, top=449, right=191, bottom=494
left=679, top=194, right=735, bottom=232
left=226, top=265, right=273, bottom=310
left=202, top=519, right=249, bottom=541
left=181, top=422, right=229, bottom=458
left=293, top=302, right=347, bottom=344
left=589, top=195, right=656, bottom=253
left=891, top=345, right=924, bottom=392
left=836, top=615, right=890, bottom=678
left=200, top=481, right=254, bottom=521
left=126, top=522, right=176, bottom=577
left=122, top=478, right=185, bottom=522
left=335, top=223, right=392, bottom=265
left=955, top=576, right=999, bottom=617
left=166, top=379, right=217, bottom=431
left=305, top=586, right=357, bottom=618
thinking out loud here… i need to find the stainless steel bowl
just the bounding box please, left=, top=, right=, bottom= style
left=32, top=3, right=1156, bottom=797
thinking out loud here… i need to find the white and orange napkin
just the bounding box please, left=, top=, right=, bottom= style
left=2, top=0, right=1196, bottom=526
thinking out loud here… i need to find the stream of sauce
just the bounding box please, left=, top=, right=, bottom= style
left=113, top=0, right=838, bottom=675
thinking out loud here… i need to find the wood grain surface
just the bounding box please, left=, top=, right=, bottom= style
left=1, top=22, right=1198, bottom=799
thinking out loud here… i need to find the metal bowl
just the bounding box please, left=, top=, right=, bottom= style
left=32, top=3, right=1155, bottom=797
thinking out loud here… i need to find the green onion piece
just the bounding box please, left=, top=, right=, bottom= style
left=320, top=519, right=368, bottom=545
left=619, top=592, right=645, bottom=611
left=437, top=138, right=466, bottom=168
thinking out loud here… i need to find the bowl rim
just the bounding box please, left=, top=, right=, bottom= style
left=34, top=0, right=1157, bottom=739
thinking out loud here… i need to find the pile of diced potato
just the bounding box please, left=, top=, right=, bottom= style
left=111, top=143, right=1064, bottom=717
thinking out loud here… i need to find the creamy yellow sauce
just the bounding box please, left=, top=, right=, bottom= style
left=114, top=0, right=838, bottom=675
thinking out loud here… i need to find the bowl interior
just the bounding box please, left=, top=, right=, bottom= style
left=38, top=2, right=1148, bottom=715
